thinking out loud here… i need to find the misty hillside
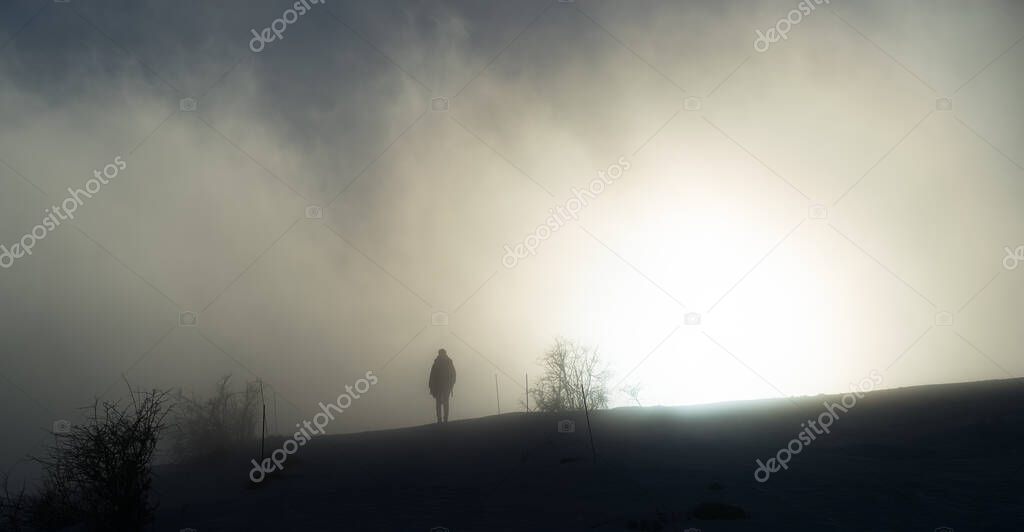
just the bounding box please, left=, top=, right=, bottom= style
left=3, top=1, right=1023, bottom=530
left=151, top=378, right=1024, bottom=531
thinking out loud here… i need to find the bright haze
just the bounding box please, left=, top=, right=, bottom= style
left=1, top=0, right=1022, bottom=469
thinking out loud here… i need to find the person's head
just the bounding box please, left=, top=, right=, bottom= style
left=438, top=348, right=447, bottom=358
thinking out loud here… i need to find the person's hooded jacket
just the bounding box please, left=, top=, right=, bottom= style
left=429, top=352, right=456, bottom=399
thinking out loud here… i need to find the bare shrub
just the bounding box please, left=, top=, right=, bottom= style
left=21, top=479, right=77, bottom=532
left=0, top=473, right=30, bottom=531
left=0, top=473, right=76, bottom=532
left=171, top=375, right=261, bottom=462
left=622, top=382, right=643, bottom=406
left=32, top=388, right=171, bottom=532
left=529, top=338, right=610, bottom=412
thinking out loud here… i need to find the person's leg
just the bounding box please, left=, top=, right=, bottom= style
left=442, top=397, right=450, bottom=423
left=435, top=397, right=442, bottom=424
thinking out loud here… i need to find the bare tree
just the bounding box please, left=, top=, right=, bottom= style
left=529, top=338, right=610, bottom=412
left=621, top=382, right=643, bottom=407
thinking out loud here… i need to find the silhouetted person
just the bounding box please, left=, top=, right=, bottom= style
left=429, top=348, right=456, bottom=424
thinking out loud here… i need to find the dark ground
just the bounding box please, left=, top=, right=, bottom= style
left=152, top=379, right=1024, bottom=531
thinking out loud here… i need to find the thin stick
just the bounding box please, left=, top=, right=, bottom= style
left=495, top=374, right=501, bottom=414
left=123, top=374, right=137, bottom=410
left=259, top=380, right=266, bottom=462
left=273, top=387, right=278, bottom=435
left=525, top=372, right=529, bottom=412
left=581, top=383, right=597, bottom=465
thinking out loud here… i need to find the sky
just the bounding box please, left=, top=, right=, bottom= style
left=0, top=0, right=1022, bottom=471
